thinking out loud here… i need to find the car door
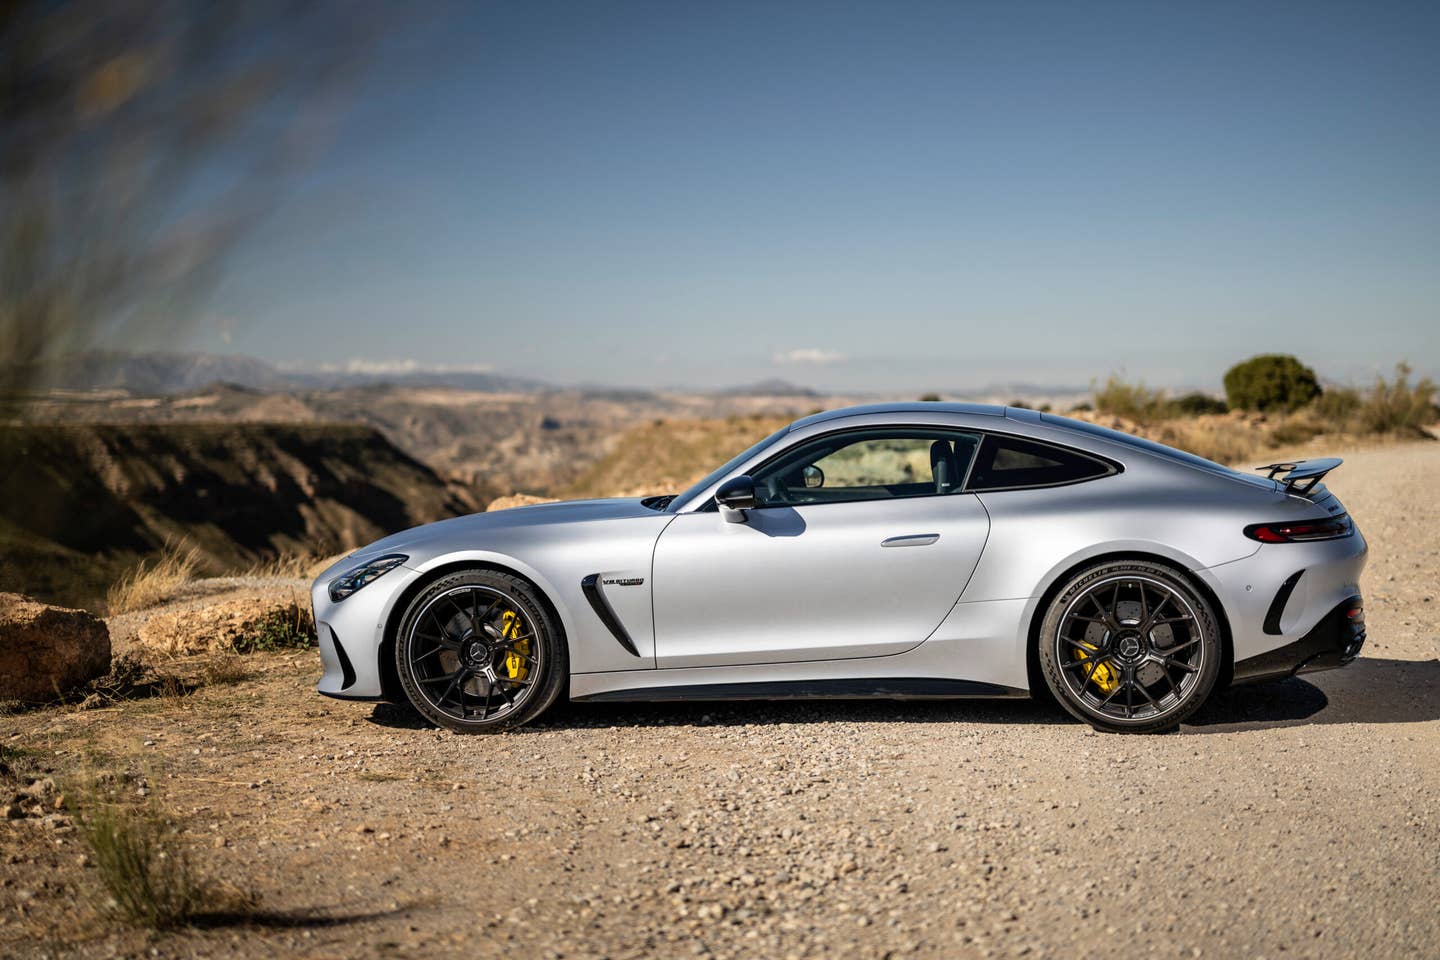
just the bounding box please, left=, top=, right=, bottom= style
left=650, top=428, right=991, bottom=668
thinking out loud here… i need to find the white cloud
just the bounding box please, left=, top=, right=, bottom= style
left=773, top=348, right=847, bottom=366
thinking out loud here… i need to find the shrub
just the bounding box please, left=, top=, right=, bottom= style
left=1223, top=354, right=1321, bottom=412
left=1093, top=375, right=1165, bottom=422
left=81, top=801, right=208, bottom=929
left=1309, top=386, right=1362, bottom=427
left=230, top=603, right=316, bottom=653
left=918, top=393, right=942, bottom=402
left=106, top=541, right=202, bottom=615
left=1171, top=392, right=1228, bottom=416
left=1355, top=363, right=1438, bottom=435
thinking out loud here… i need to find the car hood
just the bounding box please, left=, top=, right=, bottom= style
left=327, top=498, right=661, bottom=574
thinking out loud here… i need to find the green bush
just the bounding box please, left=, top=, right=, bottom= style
left=231, top=604, right=316, bottom=654
left=1092, top=377, right=1227, bottom=422
left=1172, top=392, right=1228, bottom=416
left=1223, top=355, right=1321, bottom=412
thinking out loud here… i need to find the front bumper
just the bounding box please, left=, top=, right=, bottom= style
left=313, top=563, right=427, bottom=701
left=1232, top=595, right=1366, bottom=684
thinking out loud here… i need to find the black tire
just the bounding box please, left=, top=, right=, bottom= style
left=1038, top=560, right=1221, bottom=733
left=394, top=569, right=567, bottom=732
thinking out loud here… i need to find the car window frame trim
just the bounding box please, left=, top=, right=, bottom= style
left=692, top=423, right=1122, bottom=512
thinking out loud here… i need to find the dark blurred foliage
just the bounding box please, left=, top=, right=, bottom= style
left=0, top=0, right=385, bottom=399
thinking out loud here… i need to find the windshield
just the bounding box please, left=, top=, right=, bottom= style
left=1040, top=413, right=1276, bottom=488
left=669, top=425, right=793, bottom=512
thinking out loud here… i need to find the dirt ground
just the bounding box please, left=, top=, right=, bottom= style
left=3, top=443, right=1438, bottom=959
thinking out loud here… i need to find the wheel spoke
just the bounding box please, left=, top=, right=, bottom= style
left=1161, top=636, right=1201, bottom=655
left=1095, top=680, right=1126, bottom=712
left=492, top=677, right=515, bottom=708
left=437, top=669, right=469, bottom=704
left=1139, top=595, right=1170, bottom=634
left=1134, top=679, right=1161, bottom=712
left=1164, top=657, right=1199, bottom=673
left=1088, top=593, right=1119, bottom=632
left=427, top=609, right=459, bottom=644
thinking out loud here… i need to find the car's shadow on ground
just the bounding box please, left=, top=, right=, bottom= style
left=365, top=655, right=1439, bottom=735
left=1185, top=655, right=1440, bottom=732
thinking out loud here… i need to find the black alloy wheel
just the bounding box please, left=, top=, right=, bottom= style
left=1038, top=560, right=1221, bottom=733
left=395, top=570, right=567, bottom=732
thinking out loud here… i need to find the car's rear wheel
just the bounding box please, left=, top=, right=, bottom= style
left=395, top=570, right=566, bottom=732
left=1038, top=560, right=1221, bottom=733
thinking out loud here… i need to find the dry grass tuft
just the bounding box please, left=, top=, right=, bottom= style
left=106, top=541, right=202, bottom=615
left=81, top=799, right=209, bottom=929
left=200, top=653, right=252, bottom=686
left=238, top=552, right=319, bottom=579
left=80, top=652, right=192, bottom=707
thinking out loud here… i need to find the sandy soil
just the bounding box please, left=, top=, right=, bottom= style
left=3, top=443, right=1437, bottom=959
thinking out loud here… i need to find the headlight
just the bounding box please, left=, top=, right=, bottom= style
left=328, top=554, right=408, bottom=603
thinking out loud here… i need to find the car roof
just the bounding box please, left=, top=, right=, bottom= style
left=789, top=401, right=1009, bottom=430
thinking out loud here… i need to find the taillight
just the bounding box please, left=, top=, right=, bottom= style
left=1244, top=514, right=1353, bottom=543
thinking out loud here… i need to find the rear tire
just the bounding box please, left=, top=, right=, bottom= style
left=395, top=570, right=567, bottom=732
left=1038, top=560, right=1221, bottom=733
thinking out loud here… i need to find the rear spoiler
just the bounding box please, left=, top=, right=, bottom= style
left=1255, top=457, right=1343, bottom=495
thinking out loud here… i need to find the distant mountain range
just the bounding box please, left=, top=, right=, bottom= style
left=6, top=350, right=551, bottom=395
left=5, top=349, right=1095, bottom=402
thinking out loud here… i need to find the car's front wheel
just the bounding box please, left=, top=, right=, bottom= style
left=395, top=570, right=567, bottom=732
left=1038, top=560, right=1221, bottom=733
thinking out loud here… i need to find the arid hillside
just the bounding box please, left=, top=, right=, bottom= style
left=0, top=423, right=474, bottom=607
left=17, top=384, right=855, bottom=503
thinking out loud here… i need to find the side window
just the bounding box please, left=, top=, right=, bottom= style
left=750, top=430, right=981, bottom=507
left=965, top=434, right=1112, bottom=491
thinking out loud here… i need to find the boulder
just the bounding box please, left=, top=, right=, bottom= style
left=0, top=593, right=110, bottom=702
left=136, top=591, right=311, bottom=656
left=486, top=493, right=558, bottom=512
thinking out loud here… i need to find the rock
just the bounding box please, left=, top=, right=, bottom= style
left=486, top=493, right=558, bottom=512
left=0, top=593, right=110, bottom=703
left=135, top=593, right=310, bottom=656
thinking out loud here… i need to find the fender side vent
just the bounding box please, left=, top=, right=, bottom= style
left=581, top=574, right=641, bottom=657
left=1263, top=570, right=1304, bottom=636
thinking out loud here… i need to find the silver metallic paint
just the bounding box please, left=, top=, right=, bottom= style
left=312, top=403, right=1367, bottom=704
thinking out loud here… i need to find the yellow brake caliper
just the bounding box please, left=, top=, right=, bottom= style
left=1074, top=642, right=1119, bottom=695
left=500, top=610, right=530, bottom=682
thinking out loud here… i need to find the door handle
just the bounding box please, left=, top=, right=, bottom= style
left=881, top=533, right=940, bottom=548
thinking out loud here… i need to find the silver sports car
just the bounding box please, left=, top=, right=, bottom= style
left=311, top=403, right=1367, bottom=733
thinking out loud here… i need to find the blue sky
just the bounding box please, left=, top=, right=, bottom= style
left=189, top=1, right=1439, bottom=392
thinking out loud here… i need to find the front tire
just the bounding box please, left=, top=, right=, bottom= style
left=395, top=570, right=567, bottom=732
left=1038, top=560, right=1221, bottom=733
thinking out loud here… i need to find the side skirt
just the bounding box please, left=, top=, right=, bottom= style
left=571, top=677, right=1026, bottom=703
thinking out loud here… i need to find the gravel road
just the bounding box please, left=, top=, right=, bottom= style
left=3, top=442, right=1438, bottom=959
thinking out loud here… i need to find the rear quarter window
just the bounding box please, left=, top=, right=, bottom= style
left=965, top=434, right=1115, bottom=491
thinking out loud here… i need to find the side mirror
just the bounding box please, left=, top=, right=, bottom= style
left=803, top=464, right=824, bottom=488
left=714, top=475, right=757, bottom=516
